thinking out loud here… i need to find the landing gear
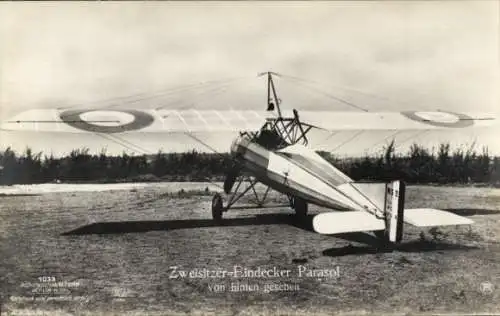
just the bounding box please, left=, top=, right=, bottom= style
left=212, top=193, right=224, bottom=221
left=293, top=197, right=308, bottom=219
left=211, top=174, right=288, bottom=222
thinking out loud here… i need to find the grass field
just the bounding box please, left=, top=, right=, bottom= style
left=1, top=184, right=499, bottom=315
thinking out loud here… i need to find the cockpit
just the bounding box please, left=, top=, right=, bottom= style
left=254, top=128, right=289, bottom=150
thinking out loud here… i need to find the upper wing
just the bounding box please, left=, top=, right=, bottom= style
left=1, top=108, right=496, bottom=134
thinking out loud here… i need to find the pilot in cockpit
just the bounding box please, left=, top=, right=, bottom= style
left=254, top=128, right=288, bottom=150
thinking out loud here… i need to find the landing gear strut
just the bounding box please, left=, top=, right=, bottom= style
left=212, top=193, right=224, bottom=222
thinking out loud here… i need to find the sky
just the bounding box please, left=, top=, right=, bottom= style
left=0, top=1, right=499, bottom=157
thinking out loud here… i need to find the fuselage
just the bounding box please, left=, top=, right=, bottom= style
left=230, top=134, right=378, bottom=213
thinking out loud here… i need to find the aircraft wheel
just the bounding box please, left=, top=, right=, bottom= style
left=212, top=193, right=224, bottom=222
left=294, top=197, right=308, bottom=219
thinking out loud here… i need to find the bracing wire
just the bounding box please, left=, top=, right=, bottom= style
left=160, top=80, right=243, bottom=111
left=55, top=75, right=252, bottom=111
left=279, top=73, right=396, bottom=105
left=94, top=133, right=153, bottom=155
left=394, top=130, right=430, bottom=151
left=103, top=76, right=251, bottom=110
left=110, top=133, right=155, bottom=155
left=330, top=130, right=365, bottom=153
left=282, top=77, right=369, bottom=112
left=94, top=131, right=225, bottom=190
left=184, top=133, right=227, bottom=159
left=364, top=130, right=403, bottom=156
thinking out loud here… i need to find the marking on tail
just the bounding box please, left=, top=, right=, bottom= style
left=384, top=180, right=405, bottom=243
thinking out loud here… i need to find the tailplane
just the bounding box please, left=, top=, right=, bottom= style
left=312, top=180, right=473, bottom=244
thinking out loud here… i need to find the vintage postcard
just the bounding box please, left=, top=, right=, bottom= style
left=0, top=1, right=499, bottom=315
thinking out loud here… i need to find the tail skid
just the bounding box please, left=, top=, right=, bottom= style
left=312, top=180, right=473, bottom=244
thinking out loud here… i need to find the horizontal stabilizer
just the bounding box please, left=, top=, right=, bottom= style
left=404, top=208, right=473, bottom=227
left=313, top=211, right=385, bottom=235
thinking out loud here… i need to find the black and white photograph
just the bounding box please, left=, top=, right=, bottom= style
left=0, top=1, right=499, bottom=315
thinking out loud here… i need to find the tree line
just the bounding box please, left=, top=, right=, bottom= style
left=0, top=142, right=499, bottom=185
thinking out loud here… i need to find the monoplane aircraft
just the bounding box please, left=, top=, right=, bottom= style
left=3, top=72, right=496, bottom=244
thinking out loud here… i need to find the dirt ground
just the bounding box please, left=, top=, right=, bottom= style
left=0, top=184, right=499, bottom=315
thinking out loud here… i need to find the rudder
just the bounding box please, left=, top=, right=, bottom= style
left=384, top=180, right=405, bottom=243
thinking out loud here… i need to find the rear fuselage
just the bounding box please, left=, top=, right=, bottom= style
left=230, top=135, right=369, bottom=212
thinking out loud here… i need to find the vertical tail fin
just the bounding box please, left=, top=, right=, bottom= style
left=384, top=180, right=406, bottom=243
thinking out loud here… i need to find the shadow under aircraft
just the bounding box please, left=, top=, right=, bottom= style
left=321, top=232, right=479, bottom=257
left=62, top=211, right=315, bottom=236
left=62, top=208, right=479, bottom=257
left=443, top=208, right=500, bottom=216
